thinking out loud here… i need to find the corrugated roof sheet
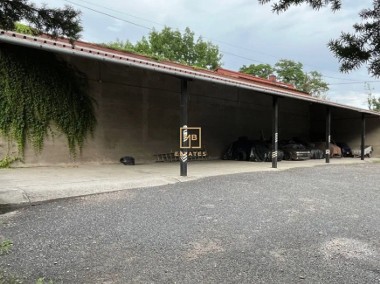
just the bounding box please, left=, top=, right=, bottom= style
left=1, top=30, right=379, bottom=117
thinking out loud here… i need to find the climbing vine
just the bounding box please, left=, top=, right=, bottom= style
left=0, top=44, right=96, bottom=164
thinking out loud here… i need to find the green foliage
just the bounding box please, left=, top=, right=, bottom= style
left=328, top=1, right=380, bottom=76
left=35, top=278, right=54, bottom=284
left=0, top=272, right=22, bottom=284
left=274, top=59, right=306, bottom=89
left=368, top=95, right=380, bottom=111
left=240, top=59, right=329, bottom=98
left=0, top=0, right=82, bottom=42
left=0, top=44, right=97, bottom=159
left=239, top=64, right=274, bottom=78
left=104, top=27, right=223, bottom=70
left=366, top=83, right=380, bottom=112
left=105, top=39, right=136, bottom=53
left=0, top=239, right=12, bottom=255
left=0, top=156, right=20, bottom=168
left=14, top=22, right=38, bottom=36
left=260, top=1, right=380, bottom=77
left=303, top=71, right=329, bottom=99
left=258, top=0, right=341, bottom=13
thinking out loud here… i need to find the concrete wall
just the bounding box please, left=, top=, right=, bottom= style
left=5, top=52, right=375, bottom=165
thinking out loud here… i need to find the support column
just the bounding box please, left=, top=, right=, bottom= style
left=272, top=96, right=278, bottom=168
left=361, top=113, right=366, bottom=160
left=180, top=79, right=188, bottom=176
left=325, top=107, right=331, bottom=163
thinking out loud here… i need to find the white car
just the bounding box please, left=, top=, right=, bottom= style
left=352, top=145, right=373, bottom=157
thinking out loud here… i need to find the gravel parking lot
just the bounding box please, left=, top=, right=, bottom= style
left=1, top=163, right=379, bottom=283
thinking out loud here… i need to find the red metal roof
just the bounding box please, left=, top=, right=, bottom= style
left=0, top=30, right=379, bottom=116
left=0, top=30, right=307, bottom=96
left=215, top=68, right=301, bottom=92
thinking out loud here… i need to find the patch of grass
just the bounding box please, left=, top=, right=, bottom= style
left=0, top=271, right=22, bottom=284
left=0, top=240, right=13, bottom=255
left=35, top=278, right=54, bottom=284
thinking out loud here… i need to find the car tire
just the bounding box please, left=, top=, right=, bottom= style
left=237, top=150, right=247, bottom=161
left=284, top=152, right=291, bottom=161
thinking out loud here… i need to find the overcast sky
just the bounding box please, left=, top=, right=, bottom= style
left=35, top=0, right=380, bottom=109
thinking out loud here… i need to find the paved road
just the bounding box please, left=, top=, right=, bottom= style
left=1, top=164, right=379, bottom=283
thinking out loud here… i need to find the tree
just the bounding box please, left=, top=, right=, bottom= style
left=274, top=59, right=306, bottom=89
left=258, top=0, right=341, bottom=12
left=259, top=0, right=380, bottom=77
left=239, top=64, right=274, bottom=78
left=105, top=27, right=223, bottom=70
left=0, top=0, right=82, bottom=41
left=328, top=2, right=380, bottom=76
left=366, top=83, right=380, bottom=111
left=240, top=60, right=329, bottom=98
left=303, top=71, right=329, bottom=99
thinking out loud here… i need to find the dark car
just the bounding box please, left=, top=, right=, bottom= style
left=337, top=142, right=353, bottom=157
left=291, top=137, right=324, bottom=159
left=249, top=141, right=284, bottom=162
left=223, top=137, right=283, bottom=162
left=279, top=139, right=311, bottom=161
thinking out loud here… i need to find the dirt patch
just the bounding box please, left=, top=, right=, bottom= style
left=185, top=239, right=225, bottom=260
left=321, top=238, right=379, bottom=261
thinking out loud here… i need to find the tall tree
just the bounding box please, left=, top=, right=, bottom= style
left=239, top=64, right=274, bottom=78
left=259, top=0, right=380, bottom=77
left=366, top=83, right=380, bottom=111
left=105, top=27, right=223, bottom=70
left=303, top=71, right=329, bottom=99
left=240, top=60, right=329, bottom=98
left=0, top=0, right=82, bottom=41
left=274, top=59, right=306, bottom=89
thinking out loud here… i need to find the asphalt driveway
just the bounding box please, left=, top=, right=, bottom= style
left=0, top=163, right=379, bottom=283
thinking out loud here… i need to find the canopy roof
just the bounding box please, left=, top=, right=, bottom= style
left=1, top=30, right=379, bottom=117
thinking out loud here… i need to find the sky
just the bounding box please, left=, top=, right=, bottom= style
left=34, top=0, right=380, bottom=109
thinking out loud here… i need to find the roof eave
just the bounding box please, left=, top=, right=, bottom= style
left=1, top=30, right=379, bottom=117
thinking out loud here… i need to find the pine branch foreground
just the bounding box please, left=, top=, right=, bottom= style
left=259, top=0, right=380, bottom=77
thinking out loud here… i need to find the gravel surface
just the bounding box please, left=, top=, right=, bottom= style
left=0, top=163, right=379, bottom=283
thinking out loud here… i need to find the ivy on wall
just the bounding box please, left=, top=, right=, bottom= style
left=0, top=44, right=97, bottom=164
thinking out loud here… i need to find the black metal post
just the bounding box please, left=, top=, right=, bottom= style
left=325, top=107, right=331, bottom=163
left=361, top=113, right=366, bottom=160
left=272, top=96, right=278, bottom=168
left=180, top=79, right=188, bottom=176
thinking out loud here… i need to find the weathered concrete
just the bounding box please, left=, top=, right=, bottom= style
left=18, top=55, right=313, bottom=165
left=1, top=158, right=377, bottom=206
left=1, top=48, right=379, bottom=166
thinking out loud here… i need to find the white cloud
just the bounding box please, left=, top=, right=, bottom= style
left=106, top=19, right=125, bottom=33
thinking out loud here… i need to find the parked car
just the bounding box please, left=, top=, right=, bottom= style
left=223, top=136, right=251, bottom=161
left=314, top=141, right=342, bottom=158
left=336, top=142, right=353, bottom=157
left=291, top=138, right=324, bottom=159
left=352, top=145, right=374, bottom=158
left=279, top=139, right=311, bottom=161
left=249, top=141, right=284, bottom=162
left=223, top=137, right=283, bottom=162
